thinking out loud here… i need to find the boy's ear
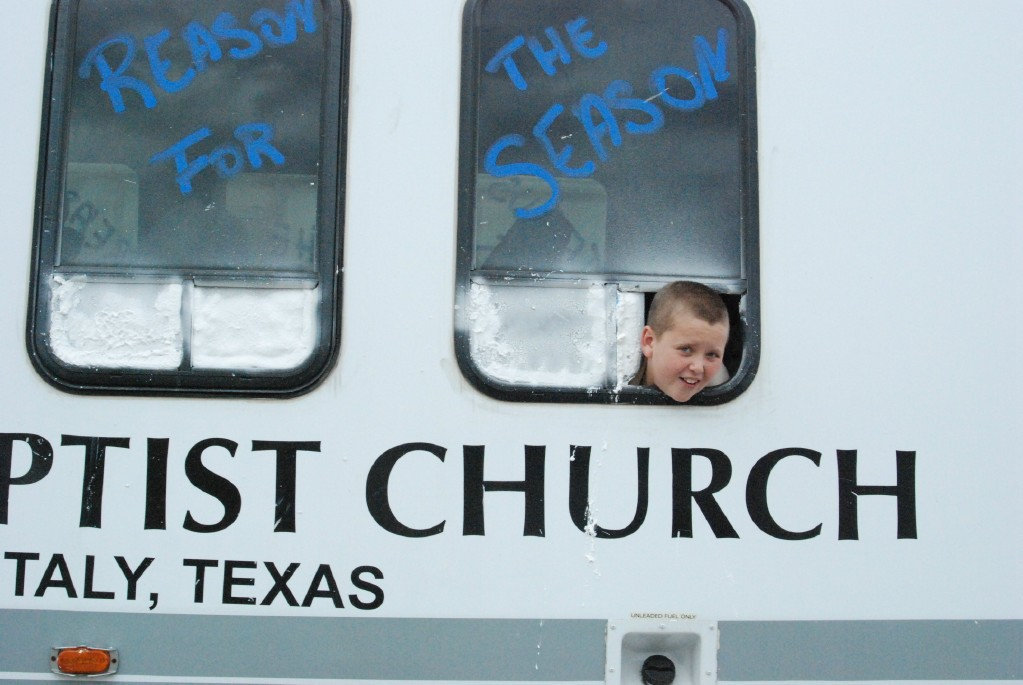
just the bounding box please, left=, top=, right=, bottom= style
left=640, top=325, right=656, bottom=359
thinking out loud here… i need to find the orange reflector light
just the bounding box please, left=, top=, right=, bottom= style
left=51, top=646, right=117, bottom=676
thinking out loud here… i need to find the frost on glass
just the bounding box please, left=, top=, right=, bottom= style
left=614, top=291, right=644, bottom=387
left=49, top=277, right=183, bottom=369
left=191, top=286, right=318, bottom=370
left=467, top=283, right=643, bottom=388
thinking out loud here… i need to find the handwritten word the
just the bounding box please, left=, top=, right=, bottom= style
left=486, top=17, right=608, bottom=91
left=78, top=0, right=317, bottom=114
left=150, top=123, right=285, bottom=195
left=485, top=29, right=730, bottom=219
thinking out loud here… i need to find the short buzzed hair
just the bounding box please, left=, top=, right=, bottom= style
left=647, top=281, right=728, bottom=334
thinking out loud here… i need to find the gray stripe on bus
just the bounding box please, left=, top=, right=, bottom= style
left=0, top=612, right=1018, bottom=681
left=0, top=613, right=603, bottom=681
left=718, top=620, right=1022, bottom=681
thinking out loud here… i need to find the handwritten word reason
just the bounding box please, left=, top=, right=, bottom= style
left=484, top=21, right=731, bottom=219
left=78, top=0, right=318, bottom=114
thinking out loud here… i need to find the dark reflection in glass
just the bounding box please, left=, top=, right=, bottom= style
left=473, top=0, right=742, bottom=279
left=483, top=208, right=602, bottom=273
left=60, top=0, right=326, bottom=272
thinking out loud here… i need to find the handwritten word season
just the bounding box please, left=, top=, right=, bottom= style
left=483, top=19, right=731, bottom=218
left=77, top=0, right=318, bottom=195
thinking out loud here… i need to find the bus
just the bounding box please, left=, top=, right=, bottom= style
left=0, top=0, right=1019, bottom=683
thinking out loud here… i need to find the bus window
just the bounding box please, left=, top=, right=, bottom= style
left=28, top=0, right=348, bottom=396
left=455, top=0, right=759, bottom=404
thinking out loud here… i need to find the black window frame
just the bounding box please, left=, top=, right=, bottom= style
left=455, top=0, right=760, bottom=405
left=27, top=0, right=350, bottom=397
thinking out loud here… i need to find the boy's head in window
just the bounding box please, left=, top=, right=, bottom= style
left=637, top=281, right=730, bottom=403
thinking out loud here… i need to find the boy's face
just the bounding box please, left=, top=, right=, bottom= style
left=641, top=308, right=729, bottom=403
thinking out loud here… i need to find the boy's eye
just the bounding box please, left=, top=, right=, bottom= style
left=679, top=345, right=692, bottom=354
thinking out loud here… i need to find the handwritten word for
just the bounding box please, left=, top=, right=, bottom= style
left=484, top=23, right=731, bottom=219
left=149, top=123, right=285, bottom=195
left=79, top=0, right=318, bottom=114
left=485, top=17, right=608, bottom=91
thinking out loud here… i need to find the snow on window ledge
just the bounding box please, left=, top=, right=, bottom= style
left=49, top=276, right=183, bottom=369
left=467, top=282, right=644, bottom=390
left=191, top=286, right=318, bottom=371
